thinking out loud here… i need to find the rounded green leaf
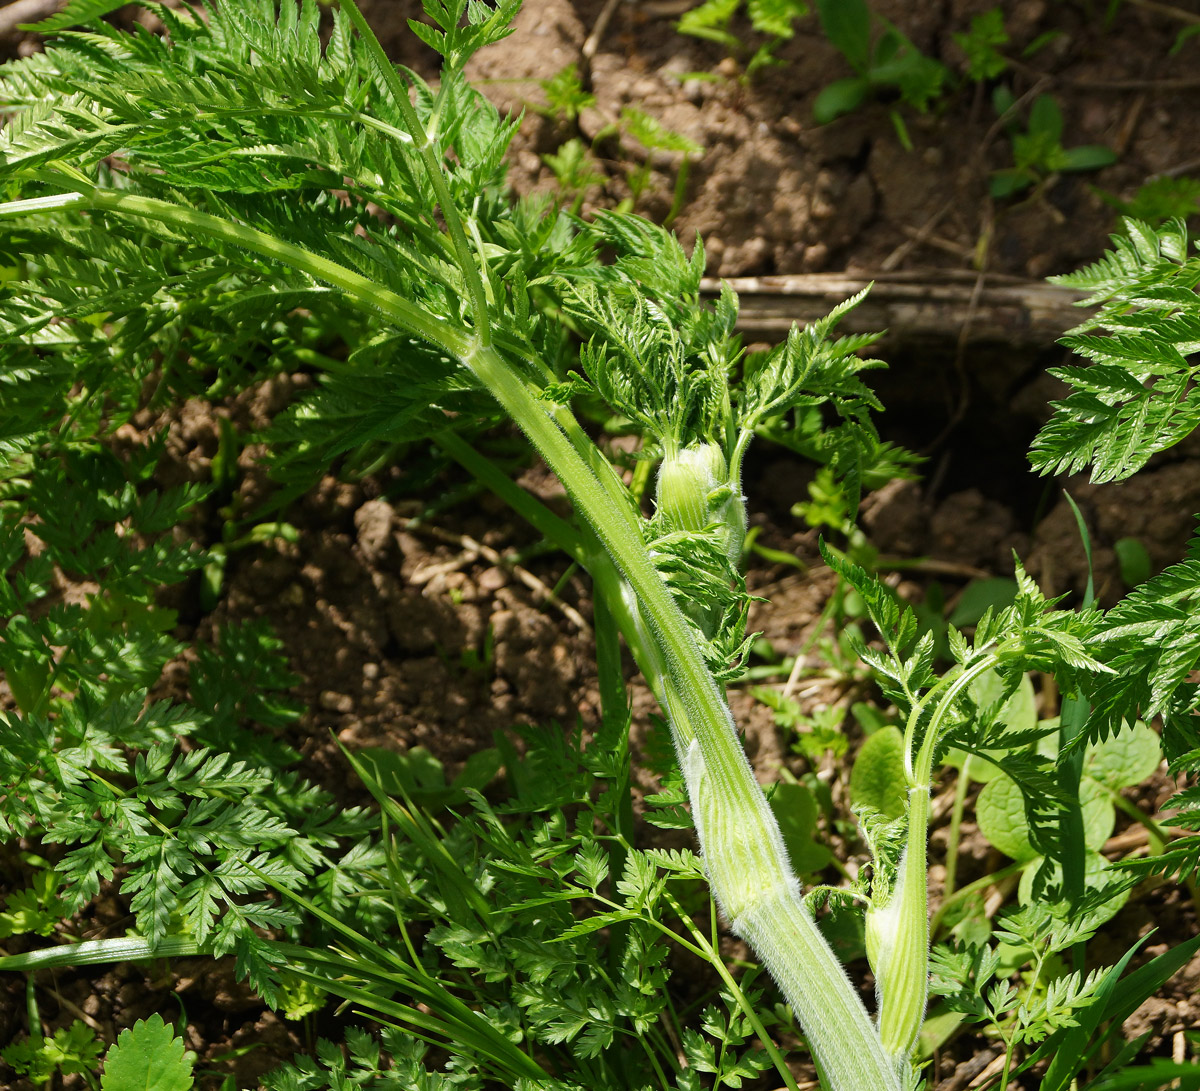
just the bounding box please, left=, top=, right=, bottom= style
left=1114, top=537, right=1152, bottom=587
left=1085, top=721, right=1162, bottom=790
left=1080, top=776, right=1116, bottom=850
left=101, top=1014, right=194, bottom=1091
left=978, top=771, right=1113, bottom=863
left=1061, top=144, right=1117, bottom=172
left=813, top=77, right=871, bottom=124
left=947, top=578, right=1019, bottom=628
left=990, top=168, right=1031, bottom=198
left=770, top=781, right=835, bottom=874
left=1028, top=94, right=1063, bottom=141
left=850, top=725, right=907, bottom=820
left=1035, top=716, right=1060, bottom=760
left=976, top=775, right=1037, bottom=862
left=1017, top=850, right=1130, bottom=925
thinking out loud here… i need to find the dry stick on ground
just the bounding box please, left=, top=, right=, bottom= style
left=700, top=271, right=1089, bottom=347
left=970, top=1051, right=1012, bottom=1091
left=1069, top=75, right=1200, bottom=90
left=640, top=0, right=700, bottom=14
left=43, top=990, right=105, bottom=1035
left=935, top=1048, right=1003, bottom=1091
left=582, top=0, right=622, bottom=62
left=1161, top=156, right=1200, bottom=177
left=923, top=260, right=989, bottom=455
left=0, top=0, right=58, bottom=37
left=1005, top=56, right=1200, bottom=92
left=1112, top=92, right=1148, bottom=159
left=897, top=223, right=976, bottom=263
left=1104, top=823, right=1189, bottom=856
left=400, top=517, right=591, bottom=633
left=1123, top=0, right=1200, bottom=25
left=881, top=205, right=954, bottom=271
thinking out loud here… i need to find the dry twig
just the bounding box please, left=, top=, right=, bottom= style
left=0, top=0, right=59, bottom=37
left=401, top=518, right=590, bottom=633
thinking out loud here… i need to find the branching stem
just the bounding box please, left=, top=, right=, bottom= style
left=0, top=151, right=902, bottom=1091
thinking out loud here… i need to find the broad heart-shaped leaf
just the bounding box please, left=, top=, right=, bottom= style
left=1084, top=720, right=1161, bottom=790
left=101, top=1014, right=194, bottom=1091
left=947, top=578, right=1019, bottom=629
left=945, top=670, right=1037, bottom=784
left=769, top=782, right=834, bottom=874
left=976, top=773, right=1039, bottom=862
left=1017, top=849, right=1130, bottom=926
left=977, top=774, right=1112, bottom=863
left=849, top=726, right=907, bottom=821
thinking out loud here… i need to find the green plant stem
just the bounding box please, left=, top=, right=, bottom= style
left=248, top=865, right=548, bottom=1081
left=0, top=935, right=202, bottom=972
left=0, top=188, right=470, bottom=357
left=336, top=0, right=493, bottom=345
left=905, top=657, right=1000, bottom=787
left=665, top=889, right=801, bottom=1091
left=433, top=430, right=586, bottom=563
left=1, top=183, right=899, bottom=1091
left=944, top=754, right=972, bottom=899
left=24, top=973, right=40, bottom=1039
left=997, top=1031, right=1015, bottom=1091
left=874, top=656, right=1002, bottom=1060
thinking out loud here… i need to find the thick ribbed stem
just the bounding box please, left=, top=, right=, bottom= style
left=0, top=184, right=902, bottom=1091
left=683, top=735, right=896, bottom=1086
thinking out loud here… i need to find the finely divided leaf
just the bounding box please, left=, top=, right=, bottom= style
left=20, top=0, right=132, bottom=34
left=1033, top=218, right=1200, bottom=482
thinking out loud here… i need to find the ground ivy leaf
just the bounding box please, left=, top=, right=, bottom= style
left=769, top=781, right=834, bottom=874
left=1080, top=777, right=1117, bottom=851
left=850, top=725, right=907, bottom=820
left=977, top=775, right=1039, bottom=862
left=101, top=1014, right=194, bottom=1091
left=979, top=773, right=1114, bottom=864
left=1085, top=720, right=1161, bottom=790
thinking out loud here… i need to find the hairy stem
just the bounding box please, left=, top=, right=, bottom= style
left=2, top=184, right=901, bottom=1091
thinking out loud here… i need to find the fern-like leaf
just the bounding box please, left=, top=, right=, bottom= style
left=19, top=0, right=133, bottom=34
left=1032, top=218, right=1200, bottom=482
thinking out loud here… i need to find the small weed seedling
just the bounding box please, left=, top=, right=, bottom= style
left=953, top=7, right=1009, bottom=82
left=813, top=0, right=948, bottom=148
left=1097, top=174, right=1200, bottom=228
left=537, top=62, right=701, bottom=220
left=677, top=0, right=810, bottom=74
left=990, top=91, right=1116, bottom=198
left=678, top=0, right=809, bottom=45
left=542, top=137, right=606, bottom=212
left=538, top=61, right=595, bottom=124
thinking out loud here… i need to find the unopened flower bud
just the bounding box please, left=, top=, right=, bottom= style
left=656, top=442, right=746, bottom=567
